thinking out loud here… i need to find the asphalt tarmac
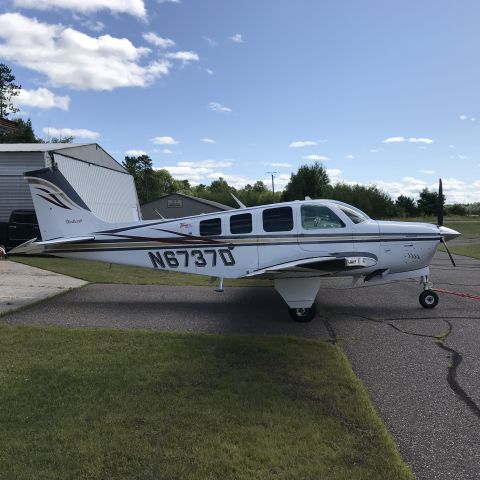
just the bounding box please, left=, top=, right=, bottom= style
left=2, top=251, right=480, bottom=480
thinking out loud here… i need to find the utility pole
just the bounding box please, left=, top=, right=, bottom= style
left=266, top=171, right=278, bottom=194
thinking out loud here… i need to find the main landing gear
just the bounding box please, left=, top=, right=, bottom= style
left=288, top=304, right=317, bottom=323
left=419, top=275, right=439, bottom=309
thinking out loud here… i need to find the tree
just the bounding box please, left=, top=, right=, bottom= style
left=417, top=188, right=445, bottom=216
left=0, top=118, right=38, bottom=143
left=327, top=182, right=396, bottom=218
left=446, top=203, right=466, bottom=216
left=122, top=154, right=154, bottom=204
left=395, top=195, right=418, bottom=217
left=0, top=63, right=21, bottom=118
left=283, top=162, right=330, bottom=201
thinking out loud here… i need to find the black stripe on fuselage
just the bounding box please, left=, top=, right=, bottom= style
left=43, top=236, right=441, bottom=254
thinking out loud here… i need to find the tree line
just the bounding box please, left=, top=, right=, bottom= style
left=123, top=155, right=477, bottom=219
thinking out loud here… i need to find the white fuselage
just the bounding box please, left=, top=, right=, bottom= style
left=42, top=200, right=443, bottom=280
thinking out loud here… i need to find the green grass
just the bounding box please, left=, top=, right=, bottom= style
left=0, top=326, right=413, bottom=480
left=388, top=216, right=480, bottom=236
left=444, top=244, right=480, bottom=260
left=11, top=255, right=270, bottom=287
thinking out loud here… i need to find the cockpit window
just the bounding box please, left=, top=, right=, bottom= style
left=301, top=205, right=345, bottom=229
left=338, top=206, right=367, bottom=224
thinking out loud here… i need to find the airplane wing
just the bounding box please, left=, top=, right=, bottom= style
left=8, top=236, right=95, bottom=255
left=244, top=255, right=377, bottom=278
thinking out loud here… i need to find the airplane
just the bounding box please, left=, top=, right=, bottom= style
left=9, top=166, right=460, bottom=322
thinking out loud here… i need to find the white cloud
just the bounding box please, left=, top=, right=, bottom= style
left=165, top=51, right=199, bottom=64
left=229, top=33, right=244, bottom=43
left=419, top=169, right=435, bottom=175
left=345, top=154, right=355, bottom=160
left=81, top=19, right=105, bottom=32
left=289, top=140, right=316, bottom=148
left=303, top=154, right=329, bottom=161
left=208, top=102, right=232, bottom=113
left=382, top=136, right=434, bottom=144
left=327, top=169, right=342, bottom=182
left=13, top=0, right=146, bottom=17
left=161, top=149, right=173, bottom=154
left=409, top=137, right=434, bottom=144
left=205, top=68, right=214, bottom=75
left=0, top=13, right=174, bottom=91
left=369, top=148, right=380, bottom=153
left=458, top=154, right=468, bottom=160
left=142, top=32, right=175, bottom=49
left=459, top=114, right=467, bottom=120
left=202, top=36, right=216, bottom=47
left=458, top=114, right=476, bottom=121
left=158, top=0, right=180, bottom=3
left=270, top=162, right=292, bottom=168
left=125, top=149, right=147, bottom=156
left=383, top=136, right=406, bottom=143
left=42, top=127, right=100, bottom=139
left=15, top=87, right=70, bottom=110
left=161, top=159, right=236, bottom=185
left=201, top=138, right=216, bottom=144
left=151, top=136, right=179, bottom=145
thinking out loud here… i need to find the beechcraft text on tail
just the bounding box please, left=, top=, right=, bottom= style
left=9, top=166, right=460, bottom=322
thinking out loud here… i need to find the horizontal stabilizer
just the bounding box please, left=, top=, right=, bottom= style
left=8, top=235, right=94, bottom=255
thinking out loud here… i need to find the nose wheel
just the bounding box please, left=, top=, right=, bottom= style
left=419, top=290, right=439, bottom=308
left=419, top=275, right=439, bottom=308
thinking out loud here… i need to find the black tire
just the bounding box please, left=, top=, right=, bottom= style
left=419, top=290, right=439, bottom=309
left=288, top=305, right=316, bottom=323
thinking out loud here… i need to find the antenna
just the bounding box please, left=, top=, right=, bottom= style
left=266, top=171, right=278, bottom=194
left=231, top=193, right=246, bottom=208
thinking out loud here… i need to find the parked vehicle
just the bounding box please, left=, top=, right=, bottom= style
left=7, top=210, right=40, bottom=250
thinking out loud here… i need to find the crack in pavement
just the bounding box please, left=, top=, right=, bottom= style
left=326, top=310, right=480, bottom=420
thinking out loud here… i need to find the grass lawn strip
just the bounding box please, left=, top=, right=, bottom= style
left=11, top=255, right=271, bottom=287
left=443, top=244, right=480, bottom=260
left=0, top=326, right=414, bottom=480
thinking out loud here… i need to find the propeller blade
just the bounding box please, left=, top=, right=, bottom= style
left=440, top=237, right=456, bottom=267
left=437, top=178, right=444, bottom=227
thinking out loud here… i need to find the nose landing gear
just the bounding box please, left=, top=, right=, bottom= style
left=419, top=275, right=439, bottom=309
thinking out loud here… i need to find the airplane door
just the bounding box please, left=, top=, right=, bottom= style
left=297, top=204, right=353, bottom=255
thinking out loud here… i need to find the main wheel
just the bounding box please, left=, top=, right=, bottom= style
left=419, top=290, right=439, bottom=309
left=288, top=305, right=316, bottom=323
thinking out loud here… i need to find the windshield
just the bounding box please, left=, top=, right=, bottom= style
left=338, top=206, right=367, bottom=224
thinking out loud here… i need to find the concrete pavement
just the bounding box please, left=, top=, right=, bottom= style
left=0, top=259, right=86, bottom=315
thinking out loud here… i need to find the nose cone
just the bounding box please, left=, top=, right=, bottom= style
left=439, top=226, right=461, bottom=241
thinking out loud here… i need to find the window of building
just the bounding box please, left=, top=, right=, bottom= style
left=301, top=205, right=345, bottom=230
left=338, top=206, right=367, bottom=224
left=200, top=218, right=222, bottom=236
left=230, top=213, right=252, bottom=234
left=262, top=206, right=293, bottom=232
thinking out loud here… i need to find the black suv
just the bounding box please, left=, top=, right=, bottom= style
left=7, top=210, right=40, bottom=249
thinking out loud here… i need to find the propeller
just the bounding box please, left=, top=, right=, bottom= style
left=437, top=178, right=456, bottom=267
left=437, top=178, right=443, bottom=227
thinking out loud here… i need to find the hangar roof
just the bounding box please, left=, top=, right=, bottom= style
left=0, top=143, right=126, bottom=173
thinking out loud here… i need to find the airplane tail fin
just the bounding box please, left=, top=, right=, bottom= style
left=25, top=167, right=108, bottom=241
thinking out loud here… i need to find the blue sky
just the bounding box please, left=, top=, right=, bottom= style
left=0, top=0, right=478, bottom=203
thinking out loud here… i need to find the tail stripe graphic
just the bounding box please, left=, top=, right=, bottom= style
left=37, top=193, right=71, bottom=210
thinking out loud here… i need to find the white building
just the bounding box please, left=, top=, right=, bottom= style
left=0, top=143, right=141, bottom=224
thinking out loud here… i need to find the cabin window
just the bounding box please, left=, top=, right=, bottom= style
left=200, top=218, right=222, bottom=236
left=262, top=206, right=293, bottom=232
left=301, top=205, right=345, bottom=230
left=230, top=213, right=252, bottom=234
left=338, top=206, right=366, bottom=224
